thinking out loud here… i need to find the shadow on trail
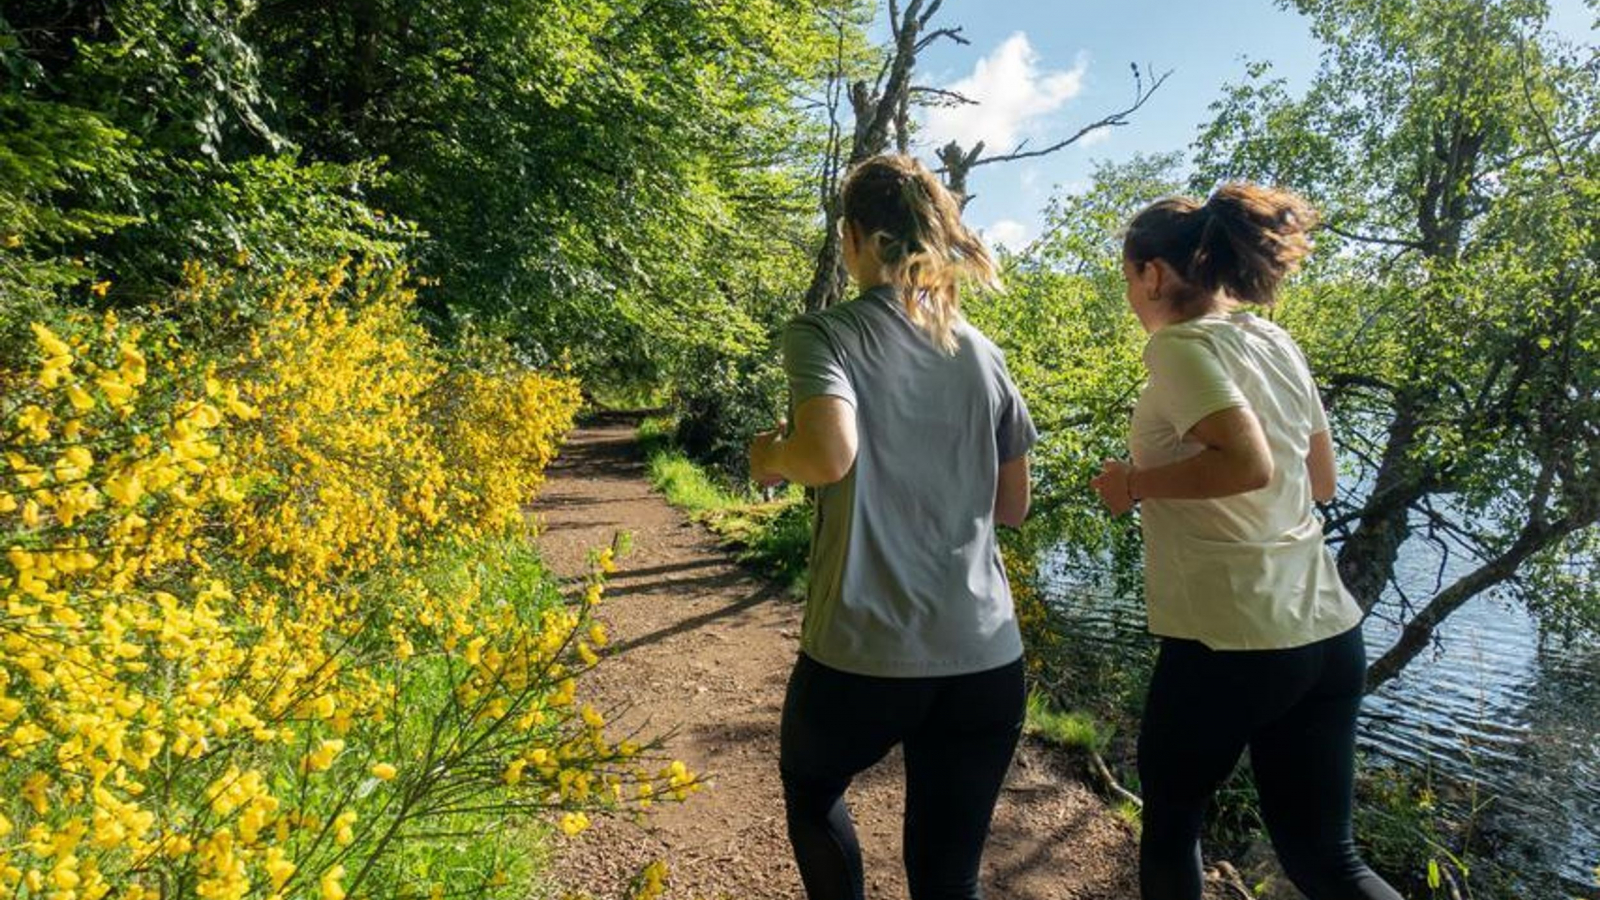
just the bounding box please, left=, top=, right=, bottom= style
left=603, top=566, right=764, bottom=599
left=555, top=557, right=728, bottom=588
left=548, top=419, right=652, bottom=481
left=611, top=558, right=729, bottom=581
left=608, top=580, right=786, bottom=656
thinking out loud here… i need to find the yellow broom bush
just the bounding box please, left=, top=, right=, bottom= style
left=0, top=262, right=694, bottom=900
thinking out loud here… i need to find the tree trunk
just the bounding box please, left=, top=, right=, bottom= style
left=1335, top=395, right=1427, bottom=610
left=936, top=140, right=984, bottom=208
left=800, top=0, right=935, bottom=311
left=343, top=0, right=382, bottom=131
left=802, top=224, right=850, bottom=313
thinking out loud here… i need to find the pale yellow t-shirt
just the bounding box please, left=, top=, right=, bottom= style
left=1130, top=311, right=1362, bottom=650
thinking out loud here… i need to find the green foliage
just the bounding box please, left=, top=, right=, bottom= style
left=968, top=154, right=1180, bottom=555
left=710, top=499, right=813, bottom=594
left=1023, top=691, right=1112, bottom=754
left=0, top=93, right=136, bottom=331
left=672, top=344, right=790, bottom=479
left=1353, top=765, right=1511, bottom=899
left=648, top=451, right=744, bottom=515
left=643, top=423, right=810, bottom=593
left=1, top=0, right=399, bottom=302
left=2, top=0, right=844, bottom=413
left=363, top=537, right=565, bottom=893
left=243, top=0, right=836, bottom=379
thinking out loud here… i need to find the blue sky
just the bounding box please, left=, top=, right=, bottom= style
left=895, top=0, right=1596, bottom=249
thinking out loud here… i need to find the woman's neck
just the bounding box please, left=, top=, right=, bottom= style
left=1151, top=292, right=1236, bottom=331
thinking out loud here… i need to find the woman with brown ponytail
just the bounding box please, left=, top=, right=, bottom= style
left=1090, top=185, right=1401, bottom=900
left=748, top=154, right=1036, bottom=900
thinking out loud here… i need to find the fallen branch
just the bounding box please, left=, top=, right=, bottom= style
left=1088, top=749, right=1143, bottom=810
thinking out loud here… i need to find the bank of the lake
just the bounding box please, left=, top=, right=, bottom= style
left=1037, top=548, right=1600, bottom=897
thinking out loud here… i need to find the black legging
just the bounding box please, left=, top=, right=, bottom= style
left=1138, top=626, right=1402, bottom=900
left=779, top=652, right=1025, bottom=900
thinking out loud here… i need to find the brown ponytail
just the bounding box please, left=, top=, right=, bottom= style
left=1123, top=183, right=1318, bottom=310
left=841, top=155, right=1001, bottom=353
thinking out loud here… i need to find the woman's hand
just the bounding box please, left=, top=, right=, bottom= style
left=749, top=422, right=787, bottom=488
left=1091, top=458, right=1137, bottom=516
left=748, top=397, right=857, bottom=488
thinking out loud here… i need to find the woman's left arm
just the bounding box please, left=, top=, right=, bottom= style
left=1091, top=406, right=1273, bottom=514
left=750, top=396, right=858, bottom=488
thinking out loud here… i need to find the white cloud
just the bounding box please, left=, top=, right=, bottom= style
left=1077, top=125, right=1114, bottom=148
left=983, top=219, right=1031, bottom=251
left=923, top=33, right=1087, bottom=153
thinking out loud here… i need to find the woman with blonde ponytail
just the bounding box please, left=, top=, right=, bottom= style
left=1091, top=184, right=1401, bottom=900
left=748, top=154, right=1035, bottom=900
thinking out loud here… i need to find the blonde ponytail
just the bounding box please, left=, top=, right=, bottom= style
left=842, top=155, right=1000, bottom=353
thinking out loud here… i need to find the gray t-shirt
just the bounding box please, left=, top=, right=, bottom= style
left=782, top=286, right=1037, bottom=677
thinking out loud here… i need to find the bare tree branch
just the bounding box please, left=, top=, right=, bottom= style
left=927, top=64, right=1169, bottom=206
left=967, top=67, right=1171, bottom=170
left=916, top=27, right=968, bottom=51
left=909, top=85, right=978, bottom=106
left=1320, top=222, right=1429, bottom=251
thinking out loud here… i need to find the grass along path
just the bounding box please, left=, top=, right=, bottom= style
left=533, top=413, right=1228, bottom=899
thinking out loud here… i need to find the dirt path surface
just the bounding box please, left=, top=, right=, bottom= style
left=533, top=418, right=1174, bottom=900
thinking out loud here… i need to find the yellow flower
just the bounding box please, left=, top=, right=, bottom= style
left=587, top=622, right=609, bottom=648
left=265, top=847, right=296, bottom=889
left=18, top=405, right=51, bottom=441
left=118, top=342, right=146, bottom=386
left=666, top=760, right=694, bottom=788
left=21, top=772, right=50, bottom=814
left=320, top=864, right=347, bottom=900
left=576, top=641, right=599, bottom=667
left=308, top=693, right=336, bottom=719
left=503, top=758, right=528, bottom=786
left=558, top=811, right=590, bottom=836
left=370, top=762, right=397, bottom=781
left=301, top=738, right=345, bottom=773
left=334, top=810, right=357, bottom=846
left=90, top=280, right=111, bottom=298
left=65, top=383, right=96, bottom=412
left=632, top=861, right=668, bottom=900
left=30, top=323, right=71, bottom=360
left=580, top=705, right=604, bottom=729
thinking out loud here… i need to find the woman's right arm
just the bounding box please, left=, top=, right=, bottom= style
left=1125, top=405, right=1275, bottom=501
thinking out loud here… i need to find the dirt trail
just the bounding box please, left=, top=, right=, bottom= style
left=534, top=417, right=1163, bottom=900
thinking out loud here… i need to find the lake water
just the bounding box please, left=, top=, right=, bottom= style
left=1036, top=543, right=1600, bottom=896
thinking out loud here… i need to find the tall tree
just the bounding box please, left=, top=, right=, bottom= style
left=247, top=0, right=837, bottom=378
left=1193, top=0, right=1598, bottom=690
left=802, top=0, right=1166, bottom=311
